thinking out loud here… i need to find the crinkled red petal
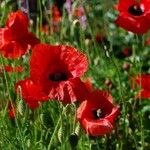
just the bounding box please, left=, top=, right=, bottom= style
left=43, top=78, right=88, bottom=103
left=22, top=32, right=40, bottom=48
left=30, top=44, right=88, bottom=82
left=115, top=13, right=149, bottom=34
left=59, top=45, right=88, bottom=77
left=81, top=118, right=113, bottom=136
left=0, top=41, right=28, bottom=58
left=6, top=10, right=28, bottom=34
left=16, top=78, right=49, bottom=109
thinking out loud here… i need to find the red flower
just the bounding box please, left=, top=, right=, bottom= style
left=0, top=11, right=40, bottom=58
left=122, top=47, right=132, bottom=57
left=134, top=74, right=150, bottom=98
left=115, top=0, right=150, bottom=34
left=77, top=90, right=120, bottom=136
left=15, top=66, right=23, bottom=72
left=73, top=7, right=84, bottom=17
left=4, top=65, right=23, bottom=73
left=8, top=101, right=15, bottom=119
left=52, top=5, right=62, bottom=23
left=30, top=44, right=88, bottom=103
left=4, top=65, right=13, bottom=72
left=41, top=24, right=49, bottom=35
left=95, top=34, right=106, bottom=43
left=16, top=78, right=49, bottom=109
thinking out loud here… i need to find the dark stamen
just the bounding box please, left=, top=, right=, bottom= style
left=128, top=5, right=144, bottom=16
left=93, top=109, right=103, bottom=119
left=49, top=72, right=67, bottom=81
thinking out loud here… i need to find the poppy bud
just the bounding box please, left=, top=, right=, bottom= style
left=122, top=63, right=130, bottom=71
left=105, top=79, right=113, bottom=89
left=122, top=48, right=132, bottom=57
left=69, top=133, right=79, bottom=148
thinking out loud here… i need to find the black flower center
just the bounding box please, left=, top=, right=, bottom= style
left=93, top=109, right=104, bottom=119
left=128, top=5, right=144, bottom=16
left=49, top=72, right=68, bottom=82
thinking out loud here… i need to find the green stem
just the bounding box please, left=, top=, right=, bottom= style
left=0, top=55, right=25, bottom=149
left=72, top=103, right=77, bottom=133
left=104, top=44, right=127, bottom=150
left=136, top=35, right=145, bottom=150
left=48, top=104, right=69, bottom=150
left=47, top=115, right=61, bottom=150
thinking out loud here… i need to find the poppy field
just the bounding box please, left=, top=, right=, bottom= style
left=0, top=0, right=150, bottom=149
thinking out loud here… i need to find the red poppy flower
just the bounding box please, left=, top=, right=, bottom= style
left=0, top=11, right=40, bottom=58
left=134, top=74, right=150, bottom=98
left=4, top=65, right=23, bottom=73
left=4, top=65, right=14, bottom=72
left=8, top=101, right=15, bottom=119
left=77, top=90, right=120, bottom=136
left=122, top=47, right=132, bottom=57
left=15, top=66, right=23, bottom=72
left=16, top=78, right=49, bottom=109
left=30, top=44, right=88, bottom=103
left=41, top=24, right=49, bottom=35
left=115, top=0, right=150, bottom=34
left=52, top=5, right=62, bottom=23
left=73, top=7, right=84, bottom=17
left=95, top=34, right=106, bottom=43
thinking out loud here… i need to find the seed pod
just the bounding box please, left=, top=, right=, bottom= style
left=122, top=63, right=130, bottom=71
left=58, top=125, right=64, bottom=143
left=17, top=100, right=24, bottom=116
left=69, top=133, right=78, bottom=148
